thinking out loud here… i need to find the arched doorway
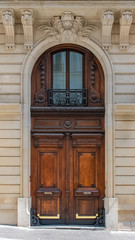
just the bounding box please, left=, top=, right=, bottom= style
left=30, top=44, right=105, bottom=226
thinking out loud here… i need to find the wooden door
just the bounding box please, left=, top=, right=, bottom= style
left=31, top=44, right=105, bottom=225
left=31, top=132, right=104, bottom=225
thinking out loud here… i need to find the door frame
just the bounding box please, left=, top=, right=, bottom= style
left=19, top=37, right=117, bottom=228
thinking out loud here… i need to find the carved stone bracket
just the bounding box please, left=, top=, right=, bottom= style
left=119, top=10, right=132, bottom=50
left=21, top=10, right=34, bottom=49
left=38, top=11, right=97, bottom=41
left=101, top=10, right=114, bottom=50
left=2, top=10, right=15, bottom=49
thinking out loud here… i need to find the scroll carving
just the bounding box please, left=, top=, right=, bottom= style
left=89, top=56, right=101, bottom=104
left=101, top=10, right=114, bottom=50
left=21, top=10, right=34, bottom=49
left=38, top=11, right=97, bottom=41
left=120, top=11, right=132, bottom=50
left=34, top=59, right=46, bottom=104
left=2, top=10, right=15, bottom=49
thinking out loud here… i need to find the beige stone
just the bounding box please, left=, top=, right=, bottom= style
left=115, top=157, right=135, bottom=166
left=0, top=185, right=20, bottom=194
left=0, top=130, right=20, bottom=138
left=0, top=176, right=21, bottom=184
left=0, top=167, right=20, bottom=175
left=0, top=210, right=17, bottom=225
left=0, top=0, right=134, bottom=228
left=115, top=167, right=135, bottom=175
left=0, top=148, right=20, bottom=157
left=0, top=156, right=20, bottom=165
left=0, top=139, right=20, bottom=147
left=116, top=139, right=135, bottom=147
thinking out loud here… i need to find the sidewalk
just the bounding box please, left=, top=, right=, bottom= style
left=0, top=225, right=135, bottom=240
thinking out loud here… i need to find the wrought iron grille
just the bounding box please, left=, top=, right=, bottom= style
left=48, top=89, right=87, bottom=106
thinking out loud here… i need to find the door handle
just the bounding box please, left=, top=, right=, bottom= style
left=83, top=191, right=92, bottom=195
left=44, top=192, right=53, bottom=195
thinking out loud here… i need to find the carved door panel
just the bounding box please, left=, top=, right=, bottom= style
left=31, top=134, right=66, bottom=224
left=66, top=133, right=104, bottom=224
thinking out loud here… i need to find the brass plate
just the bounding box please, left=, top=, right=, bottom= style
left=37, top=213, right=60, bottom=219
left=76, top=213, right=98, bottom=219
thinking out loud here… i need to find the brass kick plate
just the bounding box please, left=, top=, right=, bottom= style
left=76, top=213, right=98, bottom=219
left=37, top=213, right=60, bottom=219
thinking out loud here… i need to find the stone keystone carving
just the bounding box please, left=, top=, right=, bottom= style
left=38, top=12, right=97, bottom=41
left=2, top=10, right=15, bottom=49
left=101, top=10, right=114, bottom=50
left=21, top=10, right=34, bottom=49
left=120, top=11, right=132, bottom=50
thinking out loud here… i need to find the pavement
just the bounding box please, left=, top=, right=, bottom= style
left=0, top=225, right=135, bottom=240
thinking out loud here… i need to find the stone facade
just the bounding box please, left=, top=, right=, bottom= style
left=0, top=0, right=135, bottom=230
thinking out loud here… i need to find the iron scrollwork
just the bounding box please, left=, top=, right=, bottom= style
left=95, top=208, right=105, bottom=227
left=30, top=208, right=40, bottom=226
left=48, top=89, right=87, bottom=106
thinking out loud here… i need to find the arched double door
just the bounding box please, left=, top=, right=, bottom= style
left=31, top=44, right=105, bottom=226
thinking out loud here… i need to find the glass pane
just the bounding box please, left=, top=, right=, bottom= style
left=70, top=52, right=83, bottom=89
left=53, top=52, right=66, bottom=89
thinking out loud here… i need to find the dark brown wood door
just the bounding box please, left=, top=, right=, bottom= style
left=31, top=132, right=104, bottom=225
left=31, top=44, right=105, bottom=225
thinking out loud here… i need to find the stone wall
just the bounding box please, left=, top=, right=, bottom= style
left=0, top=1, right=135, bottom=227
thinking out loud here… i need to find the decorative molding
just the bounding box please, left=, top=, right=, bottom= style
left=38, top=11, right=97, bottom=41
left=119, top=10, right=132, bottom=50
left=2, top=10, right=15, bottom=49
left=89, top=56, right=102, bottom=104
left=21, top=10, right=34, bottom=49
left=101, top=10, right=114, bottom=50
left=64, top=120, right=72, bottom=128
left=34, top=59, right=46, bottom=104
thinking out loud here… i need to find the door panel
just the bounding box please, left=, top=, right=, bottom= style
left=70, top=134, right=104, bottom=223
left=36, top=148, right=62, bottom=221
left=31, top=132, right=104, bottom=225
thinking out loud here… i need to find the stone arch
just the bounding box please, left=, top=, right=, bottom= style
left=19, top=37, right=115, bottom=227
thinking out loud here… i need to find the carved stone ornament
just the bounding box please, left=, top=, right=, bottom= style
left=2, top=10, right=15, bottom=49
left=120, top=11, right=132, bottom=50
left=38, top=12, right=97, bottom=41
left=21, top=10, right=34, bottom=49
left=101, top=10, right=114, bottom=50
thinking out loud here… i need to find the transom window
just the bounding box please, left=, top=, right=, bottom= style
left=52, top=50, right=83, bottom=90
